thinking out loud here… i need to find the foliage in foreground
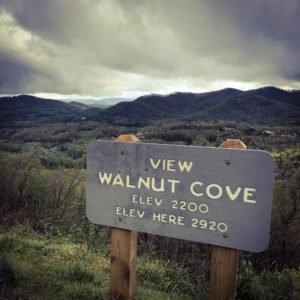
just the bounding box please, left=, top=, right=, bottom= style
left=0, top=120, right=299, bottom=298
left=0, top=225, right=202, bottom=299
left=0, top=225, right=299, bottom=300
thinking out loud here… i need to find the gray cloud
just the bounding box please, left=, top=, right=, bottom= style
left=0, top=0, right=299, bottom=97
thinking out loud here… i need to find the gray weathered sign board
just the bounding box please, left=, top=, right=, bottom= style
left=86, top=140, right=275, bottom=252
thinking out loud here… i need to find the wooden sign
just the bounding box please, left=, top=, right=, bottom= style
left=86, top=141, right=274, bottom=252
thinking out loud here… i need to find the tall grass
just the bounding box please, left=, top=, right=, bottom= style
left=0, top=225, right=299, bottom=299
left=0, top=225, right=200, bottom=299
left=0, top=252, right=17, bottom=297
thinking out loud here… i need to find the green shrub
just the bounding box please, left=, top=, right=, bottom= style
left=0, top=234, right=17, bottom=252
left=237, top=261, right=300, bottom=300
left=67, top=263, right=95, bottom=283
left=260, top=267, right=300, bottom=300
left=0, top=252, right=18, bottom=294
left=138, top=258, right=207, bottom=298
left=64, top=283, right=103, bottom=300
left=237, top=261, right=265, bottom=300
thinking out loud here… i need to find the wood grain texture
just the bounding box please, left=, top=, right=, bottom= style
left=209, top=139, right=246, bottom=300
left=219, top=139, right=246, bottom=150
left=110, top=229, right=138, bottom=300
left=115, top=134, right=140, bottom=143
left=109, top=135, right=139, bottom=300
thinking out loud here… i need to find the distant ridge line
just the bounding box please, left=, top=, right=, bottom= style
left=0, top=86, right=299, bottom=125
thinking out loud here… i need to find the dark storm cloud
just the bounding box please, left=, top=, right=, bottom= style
left=0, top=48, right=34, bottom=92
left=0, top=42, right=54, bottom=94
left=213, top=0, right=300, bottom=48
left=0, top=0, right=299, bottom=96
left=208, top=0, right=300, bottom=79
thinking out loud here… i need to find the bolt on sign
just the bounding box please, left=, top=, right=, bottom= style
left=86, top=141, right=275, bottom=252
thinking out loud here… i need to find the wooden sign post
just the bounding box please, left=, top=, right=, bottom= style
left=86, top=136, right=274, bottom=299
left=209, top=139, right=247, bottom=300
left=110, top=134, right=139, bottom=300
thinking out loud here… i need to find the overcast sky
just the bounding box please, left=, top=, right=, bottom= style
left=0, top=0, right=299, bottom=99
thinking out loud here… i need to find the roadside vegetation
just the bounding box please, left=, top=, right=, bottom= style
left=0, top=119, right=299, bottom=299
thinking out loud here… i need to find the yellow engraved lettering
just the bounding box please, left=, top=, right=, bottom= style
left=112, top=174, right=124, bottom=187
left=243, top=188, right=257, bottom=204
left=115, top=206, right=122, bottom=215
left=152, top=212, right=161, bottom=221
left=132, top=194, right=138, bottom=204
left=178, top=160, right=193, bottom=173
left=167, top=159, right=176, bottom=171
left=152, top=212, right=185, bottom=225
left=116, top=206, right=145, bottom=218
left=225, top=186, right=242, bottom=201
left=169, top=214, right=177, bottom=224
left=161, top=213, right=168, bottom=223
left=190, top=181, right=203, bottom=197
left=131, top=194, right=164, bottom=207
left=155, top=198, right=163, bottom=206
left=206, top=184, right=223, bottom=199
left=151, top=178, right=165, bottom=192
left=137, top=210, right=145, bottom=218
left=129, top=209, right=136, bottom=218
left=150, top=158, right=161, bottom=170
left=167, top=179, right=180, bottom=193
left=137, top=176, right=151, bottom=190
left=199, top=204, right=209, bottom=214
left=125, top=174, right=136, bottom=189
left=98, top=172, right=113, bottom=184
left=177, top=216, right=185, bottom=225
left=146, top=196, right=155, bottom=205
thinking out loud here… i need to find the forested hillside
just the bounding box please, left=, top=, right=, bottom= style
left=1, top=87, right=299, bottom=127
left=81, top=87, right=300, bottom=125
left=0, top=95, right=84, bottom=124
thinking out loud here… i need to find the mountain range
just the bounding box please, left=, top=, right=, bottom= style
left=0, top=87, right=299, bottom=126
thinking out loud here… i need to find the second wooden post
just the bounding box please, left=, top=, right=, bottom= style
left=209, top=139, right=247, bottom=300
